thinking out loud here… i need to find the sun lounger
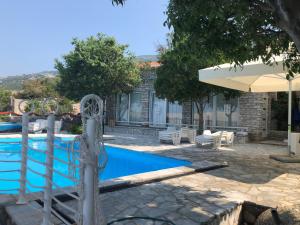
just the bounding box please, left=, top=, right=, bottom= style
left=159, top=127, right=181, bottom=145
left=28, top=119, right=62, bottom=134
left=180, top=127, right=197, bottom=143
left=220, top=131, right=234, bottom=146
left=195, top=131, right=222, bottom=150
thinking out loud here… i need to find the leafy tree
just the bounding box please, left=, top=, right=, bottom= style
left=24, top=98, right=74, bottom=115
left=113, top=0, right=300, bottom=56
left=155, top=41, right=239, bottom=130
left=111, top=0, right=125, bottom=5
left=166, top=0, right=300, bottom=78
left=0, top=88, right=12, bottom=112
left=16, top=77, right=74, bottom=114
left=55, top=33, right=140, bottom=101
left=16, top=77, right=59, bottom=99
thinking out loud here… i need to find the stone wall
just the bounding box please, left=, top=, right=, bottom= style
left=11, top=98, right=26, bottom=115
left=105, top=95, right=116, bottom=126
left=105, top=68, right=157, bottom=125
left=105, top=125, right=164, bottom=136
left=182, top=101, right=193, bottom=125
left=133, top=68, right=157, bottom=123
left=106, top=68, right=274, bottom=141
left=239, top=93, right=269, bottom=141
left=268, top=130, right=288, bottom=140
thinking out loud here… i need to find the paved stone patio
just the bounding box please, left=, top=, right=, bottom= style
left=104, top=133, right=300, bottom=223
left=3, top=132, right=300, bottom=224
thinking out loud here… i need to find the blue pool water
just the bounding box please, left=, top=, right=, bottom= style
left=0, top=137, right=190, bottom=194
left=0, top=122, right=22, bottom=132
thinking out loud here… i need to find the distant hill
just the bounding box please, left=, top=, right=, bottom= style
left=0, top=71, right=58, bottom=90
left=0, top=55, right=158, bottom=90
left=136, top=55, right=158, bottom=62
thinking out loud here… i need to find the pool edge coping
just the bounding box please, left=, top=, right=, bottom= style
left=0, top=160, right=228, bottom=203
left=0, top=134, right=228, bottom=203
left=99, top=160, right=228, bottom=192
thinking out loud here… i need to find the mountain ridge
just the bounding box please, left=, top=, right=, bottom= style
left=0, top=71, right=58, bottom=90
left=0, top=55, right=158, bottom=90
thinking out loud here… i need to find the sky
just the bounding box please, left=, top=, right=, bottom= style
left=0, top=0, right=169, bottom=76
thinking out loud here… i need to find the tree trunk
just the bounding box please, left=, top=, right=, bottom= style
left=198, top=109, right=204, bottom=133
left=269, top=0, right=300, bottom=52
left=225, top=104, right=237, bottom=127
left=227, top=114, right=232, bottom=127
left=195, top=101, right=204, bottom=133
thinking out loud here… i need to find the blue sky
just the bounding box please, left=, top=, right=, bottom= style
left=0, top=0, right=169, bottom=76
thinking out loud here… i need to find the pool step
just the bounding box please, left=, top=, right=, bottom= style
left=3, top=202, right=63, bottom=225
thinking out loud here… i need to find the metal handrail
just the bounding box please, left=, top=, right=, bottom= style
left=0, top=169, right=20, bottom=173
left=0, top=160, right=21, bottom=163
left=27, top=167, right=45, bottom=178
left=52, top=196, right=77, bottom=214
left=0, top=178, right=20, bottom=182
left=26, top=179, right=45, bottom=189
left=0, top=151, right=21, bottom=154
left=46, top=179, right=80, bottom=200
left=0, top=188, right=19, bottom=193
left=27, top=156, right=46, bottom=166
left=51, top=168, right=79, bottom=182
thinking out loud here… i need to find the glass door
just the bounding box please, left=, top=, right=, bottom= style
left=150, top=93, right=167, bottom=127
left=116, top=94, right=129, bottom=123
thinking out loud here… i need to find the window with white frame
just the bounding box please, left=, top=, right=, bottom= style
left=216, top=95, right=240, bottom=127
left=167, top=101, right=182, bottom=125
left=192, top=98, right=213, bottom=127
left=150, top=94, right=167, bottom=127
left=192, top=94, right=240, bottom=128
left=116, top=92, right=144, bottom=124
left=116, top=94, right=129, bottom=122
left=129, top=92, right=143, bottom=122
left=149, top=92, right=182, bottom=127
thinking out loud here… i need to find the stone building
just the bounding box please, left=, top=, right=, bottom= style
left=106, top=62, right=279, bottom=141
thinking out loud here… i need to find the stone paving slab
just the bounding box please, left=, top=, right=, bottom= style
left=4, top=202, right=63, bottom=225
left=2, top=132, right=300, bottom=225
left=54, top=178, right=244, bottom=225
left=4, top=160, right=226, bottom=225
left=270, top=154, right=300, bottom=163
left=101, top=160, right=227, bottom=190
left=0, top=194, right=17, bottom=206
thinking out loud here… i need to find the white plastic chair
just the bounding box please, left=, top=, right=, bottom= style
left=36, top=119, right=47, bottom=130
left=203, top=130, right=212, bottom=135
left=28, top=122, right=41, bottom=133
left=181, top=127, right=197, bottom=143
left=159, top=127, right=181, bottom=145
left=54, top=120, right=62, bottom=133
left=195, top=131, right=222, bottom=150
left=28, top=119, right=62, bottom=134
left=222, top=131, right=234, bottom=146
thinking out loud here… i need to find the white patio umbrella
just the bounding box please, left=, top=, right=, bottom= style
left=198, top=55, right=300, bottom=155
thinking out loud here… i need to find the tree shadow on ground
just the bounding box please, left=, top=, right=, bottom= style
left=56, top=181, right=242, bottom=225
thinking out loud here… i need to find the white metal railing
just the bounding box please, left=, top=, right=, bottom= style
left=0, top=96, right=107, bottom=225
left=0, top=119, right=23, bottom=194
left=18, top=112, right=29, bottom=203
left=0, top=142, right=21, bottom=193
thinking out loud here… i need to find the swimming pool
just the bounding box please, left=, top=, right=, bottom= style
left=0, top=137, right=191, bottom=194
left=0, top=122, right=22, bottom=132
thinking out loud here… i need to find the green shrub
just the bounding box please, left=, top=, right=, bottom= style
left=0, top=115, right=10, bottom=122
left=70, top=124, right=82, bottom=134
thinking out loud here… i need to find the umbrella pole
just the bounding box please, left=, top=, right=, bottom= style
left=288, top=79, right=292, bottom=155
